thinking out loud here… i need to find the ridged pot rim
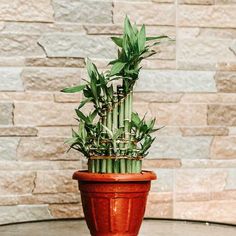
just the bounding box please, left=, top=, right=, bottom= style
left=72, top=170, right=157, bottom=182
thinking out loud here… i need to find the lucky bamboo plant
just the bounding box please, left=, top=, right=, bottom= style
left=62, top=16, right=169, bottom=174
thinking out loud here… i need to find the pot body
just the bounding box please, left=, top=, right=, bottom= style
left=73, top=171, right=156, bottom=236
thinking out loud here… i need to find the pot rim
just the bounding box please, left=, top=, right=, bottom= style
left=72, top=170, right=157, bottom=182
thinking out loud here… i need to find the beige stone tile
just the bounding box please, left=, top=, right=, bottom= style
left=181, top=159, right=236, bottom=168
left=178, top=5, right=236, bottom=28
left=17, top=137, right=82, bottom=161
left=0, top=127, right=38, bottom=137
left=0, top=0, right=53, bottom=22
left=0, top=171, right=35, bottom=195
left=208, top=105, right=236, bottom=126
left=143, top=159, right=181, bottom=169
left=113, top=2, right=176, bottom=26
left=49, top=203, right=84, bottom=218
left=174, top=200, right=236, bottom=224
left=54, top=93, right=82, bottom=103
left=215, top=72, right=236, bottom=93
left=149, top=103, right=207, bottom=126
left=0, top=205, right=52, bottom=225
left=14, top=102, right=78, bottom=126
left=0, top=160, right=82, bottom=171
left=175, top=169, right=227, bottom=193
left=34, top=170, right=78, bottom=194
left=181, top=93, right=236, bottom=104
left=21, top=67, right=82, bottom=91
left=211, top=137, right=236, bottom=159
left=146, top=192, right=173, bottom=218
left=180, top=126, right=229, bottom=136
left=25, top=57, right=85, bottom=68
left=133, top=92, right=183, bottom=103
left=0, top=92, right=53, bottom=102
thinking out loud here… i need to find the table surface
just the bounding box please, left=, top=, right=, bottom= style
left=0, top=219, right=236, bottom=236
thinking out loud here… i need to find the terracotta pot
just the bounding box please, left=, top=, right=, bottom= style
left=73, top=170, right=156, bottom=236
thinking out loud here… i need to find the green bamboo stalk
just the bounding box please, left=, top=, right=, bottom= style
left=101, top=108, right=107, bottom=172
left=118, top=87, right=125, bottom=173
left=107, top=107, right=112, bottom=131
left=124, top=93, right=131, bottom=158
left=91, top=159, right=95, bottom=173
left=114, top=159, right=120, bottom=173
left=136, top=160, right=142, bottom=173
left=113, top=95, right=118, bottom=133
left=101, top=159, right=106, bottom=173
left=126, top=159, right=132, bottom=173
left=88, top=159, right=92, bottom=172
left=131, top=159, right=137, bottom=173
left=120, top=159, right=126, bottom=173
left=95, top=159, right=100, bottom=173
left=107, top=158, right=113, bottom=173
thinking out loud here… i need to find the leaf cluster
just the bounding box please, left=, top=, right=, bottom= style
left=61, top=16, right=170, bottom=159
left=109, top=16, right=169, bottom=94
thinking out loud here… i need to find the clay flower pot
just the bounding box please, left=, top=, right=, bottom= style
left=73, top=170, right=156, bottom=236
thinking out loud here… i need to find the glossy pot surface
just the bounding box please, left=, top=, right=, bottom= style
left=73, top=171, right=156, bottom=236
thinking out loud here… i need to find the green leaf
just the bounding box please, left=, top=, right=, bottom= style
left=78, top=97, right=93, bottom=109
left=101, top=124, right=113, bottom=139
left=124, top=15, right=133, bottom=38
left=61, top=84, right=86, bottom=93
left=131, top=112, right=141, bottom=126
left=110, top=62, right=126, bottom=76
left=90, top=76, right=98, bottom=101
left=138, top=24, right=146, bottom=52
left=150, top=126, right=165, bottom=133
left=89, top=110, right=97, bottom=122
left=86, top=58, right=99, bottom=79
left=146, top=35, right=169, bottom=41
left=75, top=109, right=90, bottom=123
left=113, top=128, right=124, bottom=140
left=111, top=37, right=123, bottom=47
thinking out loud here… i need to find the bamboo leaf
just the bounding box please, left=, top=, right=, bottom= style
left=75, top=109, right=90, bottom=123
left=78, top=97, right=93, bottom=109
left=86, top=58, right=99, bottom=79
left=124, top=15, right=133, bottom=39
left=110, top=62, right=126, bottom=76
left=146, top=35, right=169, bottom=41
left=111, top=37, right=123, bottom=47
left=89, top=110, right=98, bottom=122
left=61, top=84, right=86, bottom=93
left=131, top=112, right=141, bottom=126
left=113, top=128, right=124, bottom=140
left=138, top=24, right=146, bottom=52
left=101, top=124, right=113, bottom=139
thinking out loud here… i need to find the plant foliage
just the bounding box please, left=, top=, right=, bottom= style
left=62, top=16, right=170, bottom=173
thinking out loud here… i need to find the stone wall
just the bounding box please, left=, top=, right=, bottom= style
left=0, top=0, right=236, bottom=225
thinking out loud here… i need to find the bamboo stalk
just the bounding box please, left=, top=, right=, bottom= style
left=95, top=159, right=100, bottom=173
left=126, top=159, right=132, bottom=173
left=124, top=94, right=129, bottom=152
left=131, top=159, right=136, bottom=173
left=120, top=159, right=126, bottom=173
left=118, top=86, right=126, bottom=173
left=107, top=159, right=113, bottom=173
left=88, top=159, right=92, bottom=172
left=114, top=159, right=120, bottom=173
left=101, top=108, right=107, bottom=172
left=91, top=159, right=95, bottom=173
left=113, top=94, right=118, bottom=132
left=101, top=159, right=106, bottom=173
left=136, top=160, right=142, bottom=173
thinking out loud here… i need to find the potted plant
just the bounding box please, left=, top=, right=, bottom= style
left=62, top=16, right=169, bottom=236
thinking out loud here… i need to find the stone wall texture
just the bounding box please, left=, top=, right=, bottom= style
left=0, top=0, right=236, bottom=226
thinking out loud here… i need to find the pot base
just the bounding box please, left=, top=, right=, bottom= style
left=73, top=171, right=156, bottom=236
